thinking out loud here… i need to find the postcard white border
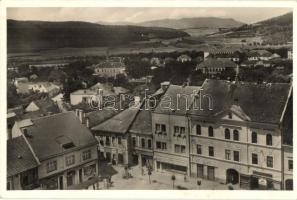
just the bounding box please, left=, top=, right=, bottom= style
left=0, top=0, right=296, bottom=199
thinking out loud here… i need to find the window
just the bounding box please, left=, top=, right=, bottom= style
left=196, top=125, right=201, bottom=135
left=112, top=137, right=115, bottom=144
left=197, top=145, right=202, bottom=154
left=174, top=144, right=181, bottom=153
left=267, top=156, right=273, bottom=168
left=252, top=153, right=258, bottom=165
left=266, top=134, right=273, bottom=146
left=106, top=137, right=110, bottom=146
left=148, top=139, right=152, bottom=149
left=252, top=132, right=257, bottom=143
left=82, top=149, right=91, bottom=160
left=225, top=150, right=231, bottom=160
left=233, top=151, right=240, bottom=162
left=228, top=113, right=232, bottom=119
left=225, top=128, right=230, bottom=139
left=233, top=130, right=239, bottom=141
left=161, top=124, right=166, bottom=132
left=65, top=155, right=75, bottom=166
left=175, top=144, right=186, bottom=153
left=141, top=138, right=145, bottom=148
left=180, top=127, right=185, bottom=134
left=47, top=160, right=57, bottom=173
left=156, top=141, right=161, bottom=149
left=156, top=141, right=167, bottom=150
left=132, top=137, right=136, bottom=147
left=162, top=142, right=167, bottom=150
left=208, top=126, right=214, bottom=137
left=208, top=146, right=214, bottom=157
left=174, top=126, right=179, bottom=135
left=181, top=145, right=186, bottom=153
left=155, top=124, right=161, bottom=132
left=289, top=160, right=293, bottom=170
left=118, top=137, right=122, bottom=145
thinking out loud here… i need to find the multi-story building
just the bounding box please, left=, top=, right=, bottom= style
left=188, top=79, right=292, bottom=190
left=7, top=135, right=39, bottom=190
left=91, top=104, right=140, bottom=165
left=129, top=101, right=154, bottom=168
left=152, top=84, right=200, bottom=176
left=10, top=112, right=99, bottom=190
left=196, top=58, right=237, bottom=75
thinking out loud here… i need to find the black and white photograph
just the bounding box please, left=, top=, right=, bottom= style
left=3, top=1, right=294, bottom=195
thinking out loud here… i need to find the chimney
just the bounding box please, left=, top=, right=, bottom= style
left=134, top=96, right=141, bottom=106
left=160, top=81, right=170, bottom=91
left=78, top=109, right=85, bottom=124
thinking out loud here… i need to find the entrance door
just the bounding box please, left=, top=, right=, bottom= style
left=118, top=154, right=124, bottom=164
left=250, top=176, right=259, bottom=190
left=285, top=179, right=293, bottom=190
left=226, top=169, right=239, bottom=184
left=79, top=169, right=83, bottom=183
left=59, top=176, right=63, bottom=189
left=207, top=166, right=215, bottom=181
left=67, top=171, right=75, bottom=187
left=197, top=164, right=204, bottom=178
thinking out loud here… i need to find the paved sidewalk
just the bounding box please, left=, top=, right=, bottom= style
left=101, top=165, right=240, bottom=190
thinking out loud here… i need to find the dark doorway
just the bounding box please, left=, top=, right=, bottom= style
left=59, top=176, right=63, bottom=189
left=79, top=169, right=83, bottom=183
left=250, top=176, right=259, bottom=190
left=207, top=166, right=215, bottom=180
left=197, top=164, right=204, bottom=178
left=285, top=179, right=293, bottom=190
left=226, top=169, right=239, bottom=184
left=132, top=154, right=138, bottom=165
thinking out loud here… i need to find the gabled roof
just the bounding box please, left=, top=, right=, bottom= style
left=91, top=104, right=140, bottom=134
left=154, top=84, right=201, bottom=115
left=197, top=58, right=237, bottom=69
left=129, top=102, right=152, bottom=135
left=22, top=112, right=97, bottom=160
left=86, top=108, right=120, bottom=128
left=7, top=136, right=39, bottom=177
left=31, top=98, right=60, bottom=114
left=188, top=79, right=292, bottom=124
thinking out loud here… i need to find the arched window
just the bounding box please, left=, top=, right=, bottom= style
left=225, top=128, right=230, bottom=139
left=266, top=134, right=272, bottom=146
left=252, top=132, right=257, bottom=143
left=208, top=126, right=214, bottom=137
left=233, top=130, right=239, bottom=141
left=196, top=125, right=201, bottom=135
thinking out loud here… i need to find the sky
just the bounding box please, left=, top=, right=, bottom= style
left=7, top=7, right=292, bottom=24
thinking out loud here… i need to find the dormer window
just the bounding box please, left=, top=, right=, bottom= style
left=62, top=142, right=75, bottom=150
left=228, top=113, right=232, bottom=119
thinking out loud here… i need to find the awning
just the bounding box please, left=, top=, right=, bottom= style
left=67, top=176, right=101, bottom=190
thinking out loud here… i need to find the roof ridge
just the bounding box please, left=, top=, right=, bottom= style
left=31, top=111, right=73, bottom=121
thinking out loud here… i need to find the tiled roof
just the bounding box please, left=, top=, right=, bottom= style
left=86, top=108, right=121, bottom=128
left=71, top=89, right=97, bottom=95
left=91, top=104, right=140, bottom=134
left=154, top=84, right=201, bottom=115
left=197, top=58, right=237, bottom=69
left=23, top=112, right=97, bottom=160
left=129, top=102, right=152, bottom=135
left=188, top=79, right=292, bottom=124
left=33, top=98, right=60, bottom=114
left=7, top=136, right=39, bottom=177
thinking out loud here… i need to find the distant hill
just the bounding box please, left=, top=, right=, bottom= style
left=222, top=12, right=293, bottom=44
left=7, top=20, right=189, bottom=53
left=101, top=17, right=244, bottom=29
left=137, top=17, right=244, bottom=29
